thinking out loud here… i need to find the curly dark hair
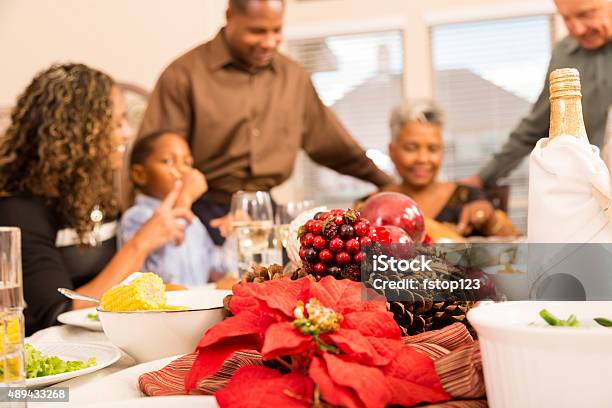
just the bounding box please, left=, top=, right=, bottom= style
left=0, top=63, right=119, bottom=241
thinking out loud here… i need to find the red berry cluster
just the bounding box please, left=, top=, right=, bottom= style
left=298, top=209, right=386, bottom=281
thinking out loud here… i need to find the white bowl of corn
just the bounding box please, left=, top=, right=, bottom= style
left=98, top=273, right=230, bottom=362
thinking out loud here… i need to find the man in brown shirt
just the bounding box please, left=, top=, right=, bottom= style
left=139, top=0, right=392, bottom=243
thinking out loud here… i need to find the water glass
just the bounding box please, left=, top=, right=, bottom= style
left=0, top=228, right=26, bottom=396
left=230, top=191, right=277, bottom=276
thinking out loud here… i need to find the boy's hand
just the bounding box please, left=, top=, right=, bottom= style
left=134, top=181, right=194, bottom=251
left=175, top=168, right=207, bottom=209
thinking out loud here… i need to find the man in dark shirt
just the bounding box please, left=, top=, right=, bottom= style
left=465, top=0, right=612, bottom=188
left=139, top=0, right=393, bottom=243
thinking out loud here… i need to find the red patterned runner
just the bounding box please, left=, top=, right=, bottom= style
left=139, top=323, right=486, bottom=407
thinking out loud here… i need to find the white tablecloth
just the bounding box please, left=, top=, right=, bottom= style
left=23, top=285, right=222, bottom=406
left=27, top=325, right=136, bottom=391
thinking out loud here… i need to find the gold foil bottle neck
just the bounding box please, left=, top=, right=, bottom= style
left=549, top=68, right=581, bottom=100
left=548, top=68, right=587, bottom=140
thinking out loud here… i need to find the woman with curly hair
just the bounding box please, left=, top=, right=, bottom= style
left=0, top=63, right=204, bottom=335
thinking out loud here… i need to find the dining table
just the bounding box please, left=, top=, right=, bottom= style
left=24, top=284, right=225, bottom=408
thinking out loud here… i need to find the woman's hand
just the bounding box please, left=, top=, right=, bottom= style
left=132, top=181, right=194, bottom=252
left=457, top=200, right=495, bottom=236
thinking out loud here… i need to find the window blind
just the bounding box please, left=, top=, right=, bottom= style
left=431, top=15, right=553, bottom=233
left=286, top=30, right=403, bottom=207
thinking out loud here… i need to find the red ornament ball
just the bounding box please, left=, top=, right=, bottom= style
left=360, top=192, right=426, bottom=243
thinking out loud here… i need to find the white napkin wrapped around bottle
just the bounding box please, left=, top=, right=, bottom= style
left=528, top=134, right=612, bottom=243
left=527, top=134, right=612, bottom=300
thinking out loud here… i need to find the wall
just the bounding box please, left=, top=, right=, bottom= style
left=1, top=0, right=560, bottom=107
left=0, top=0, right=227, bottom=106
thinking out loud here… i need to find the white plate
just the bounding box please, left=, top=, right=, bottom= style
left=26, top=342, right=121, bottom=388
left=80, top=396, right=217, bottom=407
left=57, top=307, right=103, bottom=332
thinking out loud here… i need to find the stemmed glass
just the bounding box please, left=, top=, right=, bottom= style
left=230, top=191, right=275, bottom=277
left=274, top=200, right=315, bottom=250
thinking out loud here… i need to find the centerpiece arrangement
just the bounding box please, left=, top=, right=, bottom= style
left=187, top=276, right=451, bottom=407
left=142, top=192, right=490, bottom=407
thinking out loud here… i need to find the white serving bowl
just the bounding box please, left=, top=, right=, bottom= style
left=468, top=301, right=612, bottom=408
left=98, top=289, right=231, bottom=362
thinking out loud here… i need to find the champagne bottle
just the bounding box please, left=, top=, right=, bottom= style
left=548, top=68, right=588, bottom=141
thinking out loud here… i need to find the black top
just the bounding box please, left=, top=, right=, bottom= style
left=435, top=184, right=489, bottom=226
left=0, top=196, right=116, bottom=335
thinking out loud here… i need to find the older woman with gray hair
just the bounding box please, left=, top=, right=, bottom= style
left=383, top=100, right=516, bottom=237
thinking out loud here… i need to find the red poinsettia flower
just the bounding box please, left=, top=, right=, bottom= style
left=186, top=276, right=450, bottom=408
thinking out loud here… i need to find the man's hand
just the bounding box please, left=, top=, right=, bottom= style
left=461, top=175, right=484, bottom=188
left=210, top=214, right=233, bottom=238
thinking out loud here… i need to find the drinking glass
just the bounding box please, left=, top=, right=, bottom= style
left=274, top=200, right=315, bottom=250
left=230, top=191, right=276, bottom=276
left=0, top=228, right=26, bottom=404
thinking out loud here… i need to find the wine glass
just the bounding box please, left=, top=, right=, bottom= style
left=230, top=191, right=275, bottom=276
left=274, top=200, right=315, bottom=249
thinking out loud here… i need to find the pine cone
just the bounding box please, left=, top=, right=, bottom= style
left=365, top=248, right=477, bottom=337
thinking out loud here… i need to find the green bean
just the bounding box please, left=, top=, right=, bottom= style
left=594, top=317, right=612, bottom=327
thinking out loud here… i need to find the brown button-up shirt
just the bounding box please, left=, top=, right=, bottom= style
left=139, top=30, right=393, bottom=203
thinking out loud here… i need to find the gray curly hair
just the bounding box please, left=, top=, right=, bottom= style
left=389, top=100, right=445, bottom=142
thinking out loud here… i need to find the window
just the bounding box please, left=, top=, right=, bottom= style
left=285, top=30, right=403, bottom=207
left=431, top=15, right=554, bottom=232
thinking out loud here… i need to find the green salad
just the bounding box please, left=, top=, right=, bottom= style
left=24, top=344, right=96, bottom=379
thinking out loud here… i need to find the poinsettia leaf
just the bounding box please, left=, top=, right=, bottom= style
left=309, top=356, right=364, bottom=408
left=197, top=311, right=278, bottom=349
left=215, top=365, right=314, bottom=408
left=228, top=295, right=265, bottom=314
left=364, top=336, right=403, bottom=363
left=309, top=277, right=367, bottom=314
left=382, top=344, right=450, bottom=405
left=185, top=337, right=260, bottom=391
left=232, top=278, right=310, bottom=317
left=342, top=311, right=402, bottom=339
left=322, top=353, right=391, bottom=408
left=385, top=377, right=450, bottom=407
left=229, top=295, right=286, bottom=317
left=261, top=322, right=314, bottom=360
left=327, top=329, right=393, bottom=366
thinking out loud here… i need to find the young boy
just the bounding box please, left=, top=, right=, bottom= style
left=119, top=131, right=235, bottom=286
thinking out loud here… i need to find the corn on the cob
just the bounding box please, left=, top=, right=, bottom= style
left=100, top=273, right=167, bottom=312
